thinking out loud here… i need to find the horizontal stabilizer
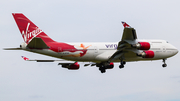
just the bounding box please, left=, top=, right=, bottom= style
left=4, top=48, right=22, bottom=50
left=27, top=37, right=49, bottom=49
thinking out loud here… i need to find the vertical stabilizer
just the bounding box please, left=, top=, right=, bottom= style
left=12, top=13, right=54, bottom=43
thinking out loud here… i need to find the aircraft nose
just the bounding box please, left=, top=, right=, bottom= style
left=174, top=48, right=179, bottom=55
left=172, top=46, right=179, bottom=55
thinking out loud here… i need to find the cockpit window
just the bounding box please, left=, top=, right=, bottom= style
left=166, top=41, right=169, bottom=43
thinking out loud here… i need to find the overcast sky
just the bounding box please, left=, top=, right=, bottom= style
left=0, top=0, right=180, bottom=101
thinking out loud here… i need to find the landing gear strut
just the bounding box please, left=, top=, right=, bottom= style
left=162, top=59, right=167, bottom=67
left=119, top=60, right=126, bottom=69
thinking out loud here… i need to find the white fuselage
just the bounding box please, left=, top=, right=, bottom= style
left=25, top=39, right=178, bottom=63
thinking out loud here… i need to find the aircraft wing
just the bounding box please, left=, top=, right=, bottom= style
left=121, top=28, right=137, bottom=41
left=108, top=22, right=139, bottom=62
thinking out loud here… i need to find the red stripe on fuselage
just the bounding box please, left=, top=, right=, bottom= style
left=47, top=42, right=87, bottom=57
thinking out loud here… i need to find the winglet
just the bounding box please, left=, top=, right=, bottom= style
left=122, top=21, right=131, bottom=28
left=21, top=56, right=29, bottom=61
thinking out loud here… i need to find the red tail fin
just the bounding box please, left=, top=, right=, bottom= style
left=12, top=13, right=54, bottom=43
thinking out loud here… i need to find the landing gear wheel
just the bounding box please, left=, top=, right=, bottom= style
left=119, top=60, right=125, bottom=69
left=99, top=67, right=106, bottom=73
left=123, top=61, right=126, bottom=65
left=162, top=64, right=167, bottom=67
left=119, top=65, right=124, bottom=69
left=100, top=69, right=106, bottom=73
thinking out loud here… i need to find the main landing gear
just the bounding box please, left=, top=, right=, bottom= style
left=162, top=59, right=167, bottom=67
left=119, top=60, right=126, bottom=69
left=98, top=62, right=114, bottom=73
left=99, top=66, right=106, bottom=73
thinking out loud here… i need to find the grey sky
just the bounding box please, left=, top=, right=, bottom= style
left=0, top=0, right=180, bottom=101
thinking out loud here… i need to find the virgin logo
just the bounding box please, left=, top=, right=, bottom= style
left=21, top=23, right=42, bottom=43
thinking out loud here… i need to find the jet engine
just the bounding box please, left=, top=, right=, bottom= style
left=106, top=62, right=114, bottom=69
left=138, top=50, right=154, bottom=58
left=132, top=42, right=150, bottom=50
left=69, top=62, right=80, bottom=70
left=61, top=62, right=80, bottom=70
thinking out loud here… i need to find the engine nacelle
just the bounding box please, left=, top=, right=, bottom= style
left=61, top=62, right=80, bottom=70
left=132, top=42, right=150, bottom=50
left=68, top=63, right=80, bottom=70
left=106, top=62, right=114, bottom=69
left=138, top=50, right=154, bottom=58
left=20, top=42, right=27, bottom=49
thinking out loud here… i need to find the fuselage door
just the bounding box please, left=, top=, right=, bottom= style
left=94, top=46, right=98, bottom=53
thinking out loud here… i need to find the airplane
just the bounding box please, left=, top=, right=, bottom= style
left=4, top=13, right=178, bottom=73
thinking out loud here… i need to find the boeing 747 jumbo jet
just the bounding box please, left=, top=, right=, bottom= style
left=5, top=13, right=178, bottom=73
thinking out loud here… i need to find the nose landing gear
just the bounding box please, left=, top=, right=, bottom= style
left=162, top=59, right=167, bottom=67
